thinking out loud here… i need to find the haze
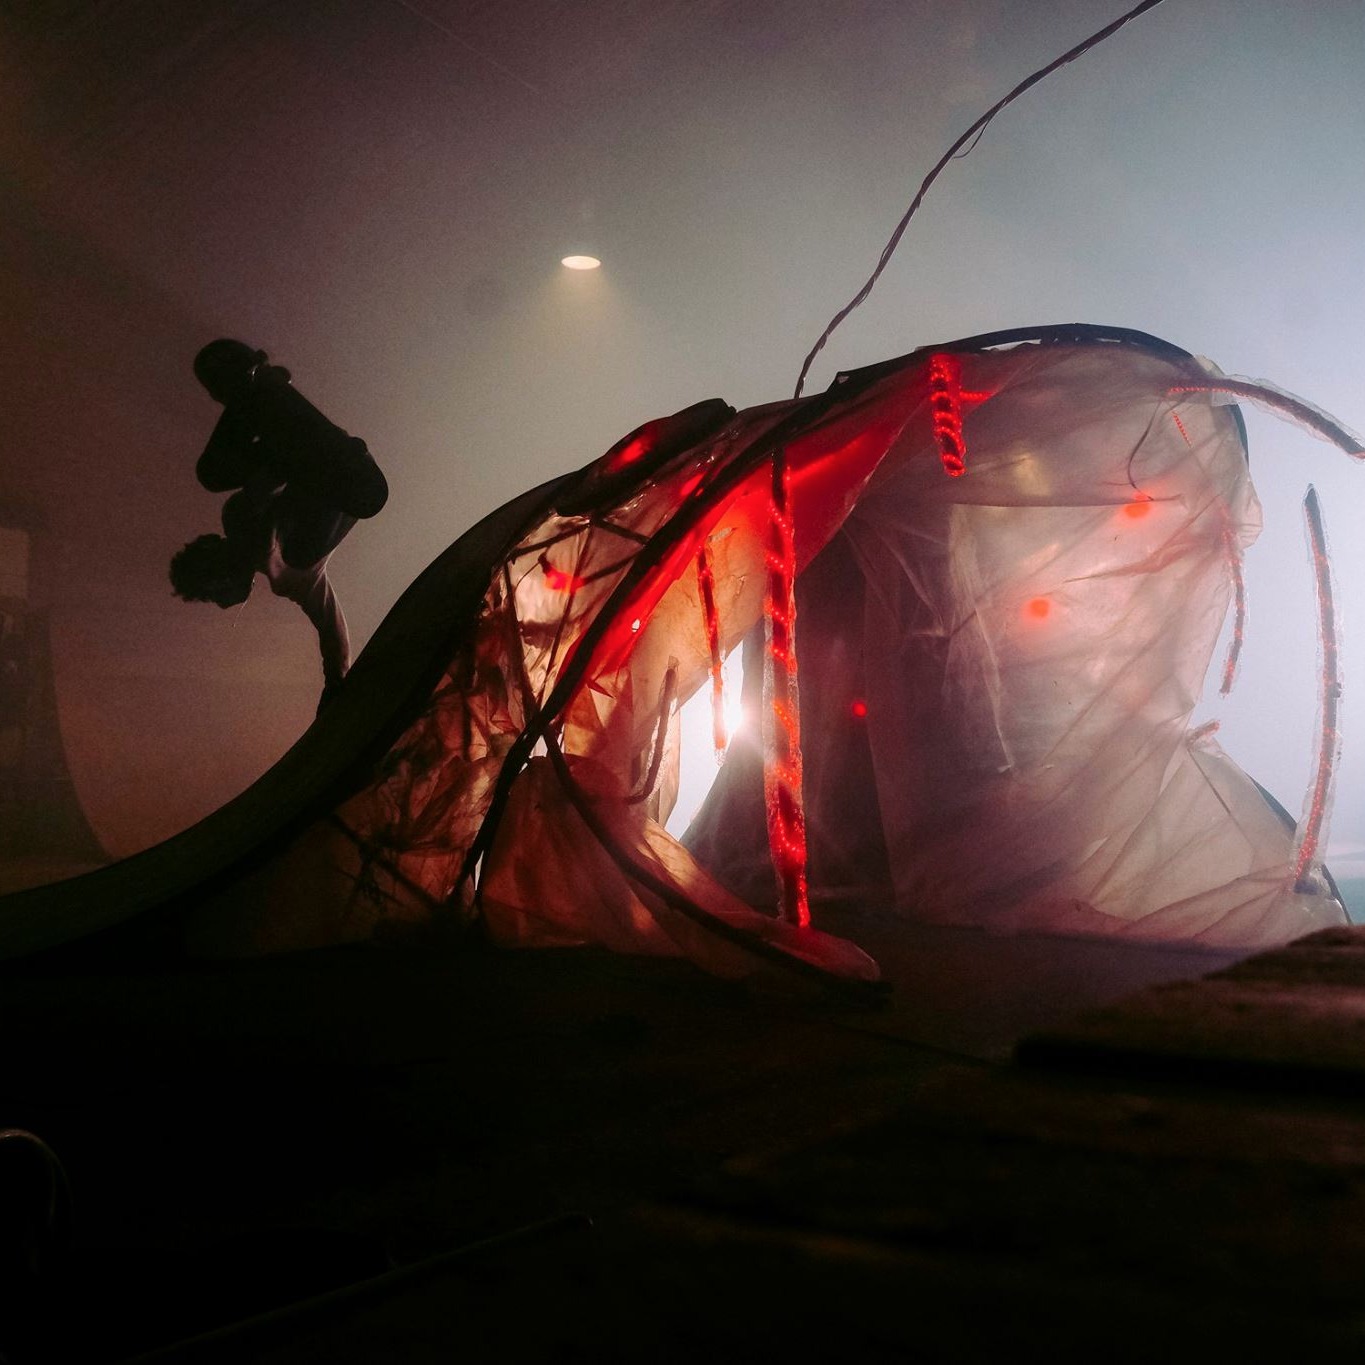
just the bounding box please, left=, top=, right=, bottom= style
left=1, top=0, right=1361, bottom=880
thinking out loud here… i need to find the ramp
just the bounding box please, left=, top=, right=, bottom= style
left=0, top=476, right=570, bottom=962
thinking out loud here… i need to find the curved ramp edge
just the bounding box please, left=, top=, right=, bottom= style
left=0, top=474, right=573, bottom=962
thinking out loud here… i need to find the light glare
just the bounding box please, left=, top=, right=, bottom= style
left=561, top=254, right=601, bottom=271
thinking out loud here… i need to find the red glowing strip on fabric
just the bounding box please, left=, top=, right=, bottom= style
left=763, top=447, right=811, bottom=929
left=929, top=353, right=968, bottom=477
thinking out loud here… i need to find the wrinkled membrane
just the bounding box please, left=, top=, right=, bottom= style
left=347, top=342, right=1344, bottom=979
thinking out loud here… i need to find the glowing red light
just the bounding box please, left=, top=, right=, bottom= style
left=762, top=448, right=810, bottom=929
left=542, top=563, right=587, bottom=593
left=850, top=699, right=868, bottom=719
left=604, top=435, right=650, bottom=475
left=1124, top=494, right=1152, bottom=519
left=929, top=353, right=968, bottom=477
left=1026, top=597, right=1051, bottom=620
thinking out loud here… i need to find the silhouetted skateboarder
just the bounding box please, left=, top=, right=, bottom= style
left=170, top=340, right=388, bottom=708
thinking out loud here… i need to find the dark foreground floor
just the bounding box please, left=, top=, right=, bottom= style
left=2, top=921, right=1363, bottom=1362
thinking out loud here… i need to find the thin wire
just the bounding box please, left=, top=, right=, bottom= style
left=793, top=0, right=1169, bottom=399
left=1293, top=485, right=1341, bottom=893
left=950, top=125, right=989, bottom=161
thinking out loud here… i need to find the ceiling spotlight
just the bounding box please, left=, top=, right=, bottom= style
left=561, top=254, right=601, bottom=271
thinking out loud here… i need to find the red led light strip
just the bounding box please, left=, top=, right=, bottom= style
left=929, top=353, right=968, bottom=477
left=1292, top=486, right=1340, bottom=893
left=696, top=542, right=727, bottom=759
left=762, top=447, right=810, bottom=928
left=1167, top=380, right=1364, bottom=457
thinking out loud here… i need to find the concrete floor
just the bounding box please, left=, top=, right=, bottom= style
left=6, top=920, right=1331, bottom=1361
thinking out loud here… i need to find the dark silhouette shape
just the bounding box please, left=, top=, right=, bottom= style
left=172, top=339, right=388, bottom=706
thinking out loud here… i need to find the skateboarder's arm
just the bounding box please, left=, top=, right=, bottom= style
left=269, top=564, right=351, bottom=694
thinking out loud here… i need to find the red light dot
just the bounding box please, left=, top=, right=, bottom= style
left=605, top=436, right=649, bottom=474
left=1124, top=495, right=1152, bottom=519
left=543, top=565, right=587, bottom=592
left=1026, top=597, right=1051, bottom=620
left=850, top=699, right=868, bottom=719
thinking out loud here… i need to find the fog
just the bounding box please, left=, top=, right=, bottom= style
left=1, top=0, right=1361, bottom=878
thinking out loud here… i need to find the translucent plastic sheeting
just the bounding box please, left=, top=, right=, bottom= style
left=338, top=385, right=907, bottom=983
left=320, top=338, right=1349, bottom=988
left=686, top=343, right=1345, bottom=949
